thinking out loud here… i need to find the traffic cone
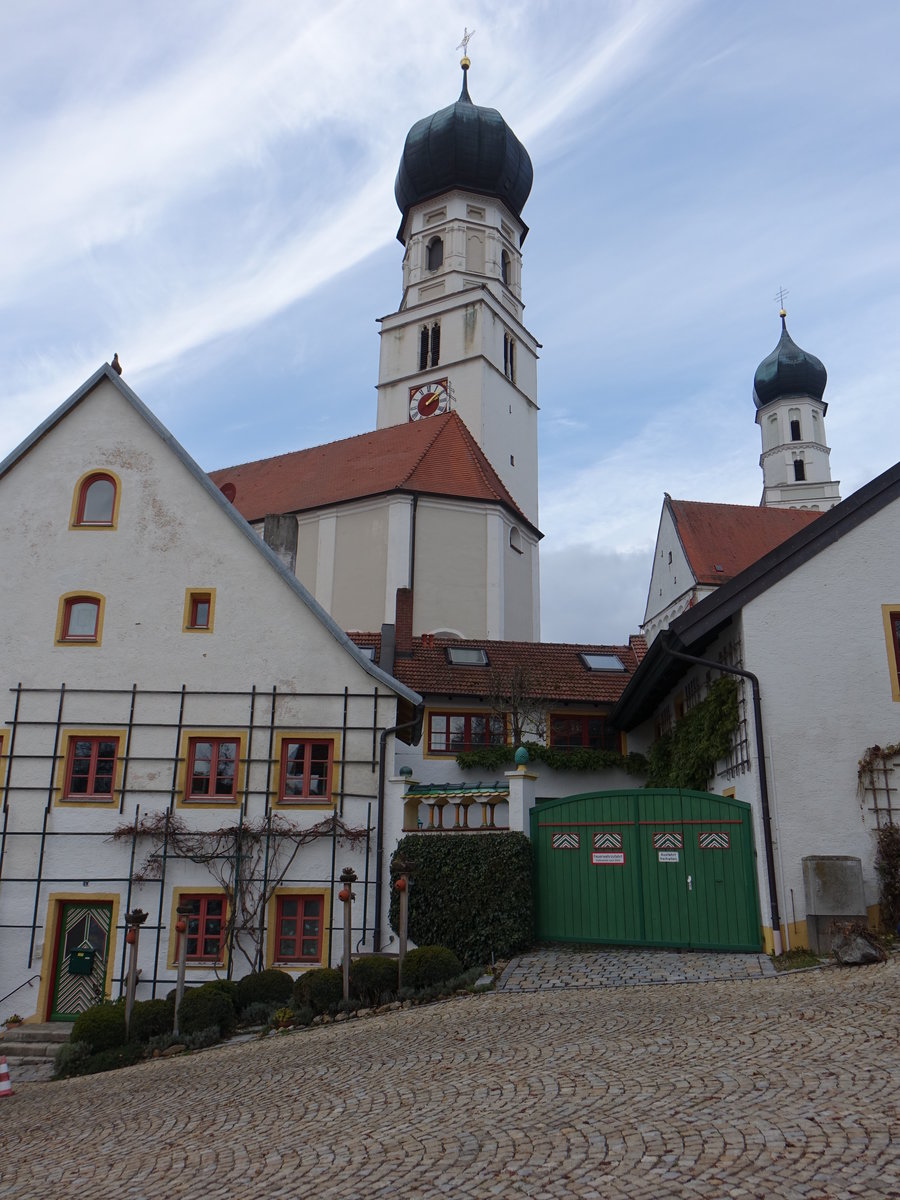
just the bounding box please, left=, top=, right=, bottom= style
left=0, top=1055, right=13, bottom=1097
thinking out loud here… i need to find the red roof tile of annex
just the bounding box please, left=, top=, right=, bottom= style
left=349, top=634, right=648, bottom=704
left=209, top=412, right=534, bottom=530
left=669, top=498, right=823, bottom=585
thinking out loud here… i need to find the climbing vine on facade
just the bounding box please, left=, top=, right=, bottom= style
left=110, top=811, right=367, bottom=971
left=645, top=676, right=740, bottom=791
left=455, top=742, right=648, bottom=775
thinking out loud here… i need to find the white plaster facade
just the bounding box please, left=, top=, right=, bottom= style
left=0, top=367, right=421, bottom=1025
left=642, top=500, right=716, bottom=644
left=376, top=188, right=540, bottom=529
left=757, top=392, right=841, bottom=510
left=621, top=468, right=900, bottom=951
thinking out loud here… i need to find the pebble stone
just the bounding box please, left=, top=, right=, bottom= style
left=1, top=953, right=898, bottom=1199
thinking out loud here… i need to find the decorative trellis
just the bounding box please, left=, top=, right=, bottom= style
left=718, top=639, right=751, bottom=780
left=857, top=745, right=900, bottom=829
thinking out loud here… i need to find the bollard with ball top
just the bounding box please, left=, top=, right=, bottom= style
left=123, top=908, right=148, bottom=1037
left=339, top=867, right=358, bottom=1003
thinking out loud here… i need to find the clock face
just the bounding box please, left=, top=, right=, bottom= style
left=409, top=379, right=450, bottom=421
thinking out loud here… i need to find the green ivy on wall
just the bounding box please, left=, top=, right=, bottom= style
left=455, top=742, right=649, bottom=776
left=645, top=675, right=740, bottom=791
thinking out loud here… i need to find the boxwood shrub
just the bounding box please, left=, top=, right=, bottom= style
left=129, top=997, right=175, bottom=1044
left=349, top=955, right=398, bottom=1006
left=389, top=832, right=533, bottom=967
left=70, top=1001, right=127, bottom=1053
left=178, top=982, right=237, bottom=1038
left=400, top=945, right=461, bottom=991
left=293, top=967, right=343, bottom=1014
left=235, top=968, right=293, bottom=1013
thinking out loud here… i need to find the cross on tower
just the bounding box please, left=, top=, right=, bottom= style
left=773, top=285, right=789, bottom=313
left=457, top=27, right=475, bottom=56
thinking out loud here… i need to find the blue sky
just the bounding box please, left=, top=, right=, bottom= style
left=3, top=1, right=900, bottom=643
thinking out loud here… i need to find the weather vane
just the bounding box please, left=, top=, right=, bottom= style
left=457, top=27, right=475, bottom=58
left=773, top=285, right=789, bottom=314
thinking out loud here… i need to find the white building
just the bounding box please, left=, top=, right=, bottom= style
left=0, top=365, right=421, bottom=1024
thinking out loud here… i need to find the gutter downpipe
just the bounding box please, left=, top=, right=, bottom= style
left=659, top=640, right=783, bottom=955
left=373, top=707, right=424, bottom=951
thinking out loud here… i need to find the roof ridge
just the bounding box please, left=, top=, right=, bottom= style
left=396, top=411, right=456, bottom=487
left=212, top=420, right=436, bottom=476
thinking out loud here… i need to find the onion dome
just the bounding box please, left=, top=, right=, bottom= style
left=394, top=60, right=533, bottom=230
left=753, top=312, right=827, bottom=409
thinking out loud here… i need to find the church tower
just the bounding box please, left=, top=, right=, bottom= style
left=754, top=311, right=840, bottom=510
left=375, top=56, right=540, bottom=528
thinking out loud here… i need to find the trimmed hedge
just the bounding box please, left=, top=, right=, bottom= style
left=293, top=967, right=343, bottom=1014
left=129, top=997, right=175, bottom=1044
left=178, top=982, right=237, bottom=1038
left=349, top=955, right=398, bottom=1006
left=400, top=945, right=461, bottom=991
left=235, top=968, right=293, bottom=1013
left=70, top=1002, right=127, bottom=1053
left=389, top=833, right=533, bottom=968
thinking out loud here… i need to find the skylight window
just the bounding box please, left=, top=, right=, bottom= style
left=447, top=647, right=489, bottom=666
left=354, top=644, right=376, bottom=661
left=580, top=653, right=625, bottom=672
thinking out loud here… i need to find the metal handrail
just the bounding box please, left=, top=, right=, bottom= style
left=0, top=973, right=40, bottom=1008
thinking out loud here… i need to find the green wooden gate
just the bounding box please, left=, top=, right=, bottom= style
left=531, top=789, right=762, bottom=952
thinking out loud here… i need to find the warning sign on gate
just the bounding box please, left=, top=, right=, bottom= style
left=591, top=851, right=625, bottom=865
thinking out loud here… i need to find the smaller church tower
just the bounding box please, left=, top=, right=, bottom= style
left=754, top=311, right=840, bottom=510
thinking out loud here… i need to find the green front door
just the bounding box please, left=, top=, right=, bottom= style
left=50, top=902, right=113, bottom=1020
left=532, top=789, right=762, bottom=952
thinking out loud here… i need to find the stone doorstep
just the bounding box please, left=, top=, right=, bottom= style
left=2, top=1023, right=73, bottom=1043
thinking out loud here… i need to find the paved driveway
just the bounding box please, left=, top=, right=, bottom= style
left=3, top=957, right=899, bottom=1199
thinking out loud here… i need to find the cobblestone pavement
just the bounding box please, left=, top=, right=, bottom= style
left=498, top=947, right=777, bottom=990
left=3, top=959, right=899, bottom=1200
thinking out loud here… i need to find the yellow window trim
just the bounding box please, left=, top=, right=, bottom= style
left=69, top=468, right=122, bottom=530
left=183, top=587, right=217, bottom=634
left=53, top=728, right=128, bottom=808
left=175, top=728, right=247, bottom=808
left=270, top=730, right=341, bottom=811
left=266, top=887, right=331, bottom=970
left=34, top=891, right=121, bottom=1023
left=167, top=887, right=232, bottom=971
left=881, top=605, right=900, bottom=701
left=54, top=591, right=106, bottom=647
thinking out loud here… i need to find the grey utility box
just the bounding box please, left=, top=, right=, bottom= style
left=802, top=855, right=867, bottom=954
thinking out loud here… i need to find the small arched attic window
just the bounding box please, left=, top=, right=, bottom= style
left=426, top=237, right=443, bottom=271
left=72, top=471, right=119, bottom=528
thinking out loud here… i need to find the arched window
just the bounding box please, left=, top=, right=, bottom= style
left=426, top=237, right=443, bottom=271
left=419, top=322, right=441, bottom=370
left=73, top=472, right=118, bottom=527
left=57, top=594, right=104, bottom=644
left=789, top=408, right=801, bottom=442
left=503, top=332, right=516, bottom=382
left=501, top=249, right=511, bottom=286
left=509, top=526, right=523, bottom=553
left=793, top=458, right=806, bottom=482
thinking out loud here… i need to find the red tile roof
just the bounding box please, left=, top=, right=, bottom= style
left=209, top=412, right=536, bottom=531
left=347, top=634, right=642, bottom=703
left=668, top=498, right=823, bottom=586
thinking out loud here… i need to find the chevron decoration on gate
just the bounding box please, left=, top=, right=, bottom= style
left=652, top=832, right=683, bottom=850
left=699, top=831, right=730, bottom=850
left=552, top=832, right=580, bottom=850
left=593, top=832, right=623, bottom=850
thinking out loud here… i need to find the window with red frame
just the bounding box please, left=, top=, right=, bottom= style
left=180, top=894, right=226, bottom=961
left=428, top=711, right=506, bottom=754
left=186, top=737, right=239, bottom=800
left=75, top=473, right=116, bottom=525
left=188, top=594, right=211, bottom=629
left=549, top=714, right=619, bottom=752
left=274, top=894, right=324, bottom=963
left=61, top=597, right=100, bottom=642
left=279, top=739, right=332, bottom=800
left=64, top=736, right=119, bottom=800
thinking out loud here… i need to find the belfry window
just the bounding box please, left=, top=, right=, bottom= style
left=501, top=249, right=511, bottom=286
left=419, top=322, right=440, bottom=370
left=503, top=333, right=516, bottom=383
left=426, top=237, right=443, bottom=271
left=789, top=408, right=801, bottom=441
left=793, top=458, right=806, bottom=482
